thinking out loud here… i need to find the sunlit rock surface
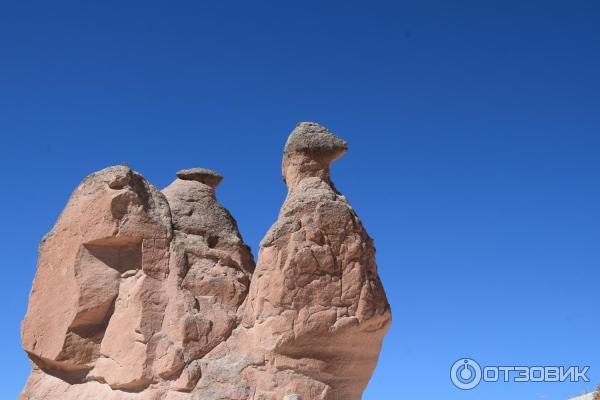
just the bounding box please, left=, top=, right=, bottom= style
left=21, top=123, right=391, bottom=400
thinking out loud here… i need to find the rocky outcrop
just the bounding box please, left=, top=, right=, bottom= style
left=21, top=122, right=391, bottom=400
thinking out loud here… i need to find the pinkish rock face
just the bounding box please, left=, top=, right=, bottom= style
left=237, top=122, right=391, bottom=400
left=20, top=123, right=391, bottom=400
left=22, top=166, right=172, bottom=381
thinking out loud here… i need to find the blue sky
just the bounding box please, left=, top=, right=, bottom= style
left=1, top=1, right=599, bottom=399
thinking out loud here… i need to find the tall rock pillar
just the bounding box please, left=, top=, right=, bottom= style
left=240, top=122, right=391, bottom=400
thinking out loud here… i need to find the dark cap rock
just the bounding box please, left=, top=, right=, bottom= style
left=176, top=168, right=223, bottom=188
left=284, top=122, right=348, bottom=161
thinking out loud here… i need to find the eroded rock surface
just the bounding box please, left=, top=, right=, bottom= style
left=21, top=122, right=391, bottom=400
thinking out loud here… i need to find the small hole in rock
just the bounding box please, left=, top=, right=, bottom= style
left=207, top=236, right=218, bottom=248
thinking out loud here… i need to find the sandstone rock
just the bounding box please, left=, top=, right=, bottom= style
left=158, top=171, right=254, bottom=385
left=237, top=122, right=391, bottom=400
left=20, top=123, right=391, bottom=400
left=21, top=166, right=172, bottom=382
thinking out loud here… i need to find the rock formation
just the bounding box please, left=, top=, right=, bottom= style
left=21, top=122, right=391, bottom=400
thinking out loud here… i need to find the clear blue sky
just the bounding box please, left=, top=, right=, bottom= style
left=1, top=1, right=598, bottom=399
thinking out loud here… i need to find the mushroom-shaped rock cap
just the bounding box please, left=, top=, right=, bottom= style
left=176, top=168, right=223, bottom=188
left=284, top=122, right=348, bottom=162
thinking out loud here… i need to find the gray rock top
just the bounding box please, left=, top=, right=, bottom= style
left=284, top=122, right=348, bottom=159
left=176, top=168, right=223, bottom=188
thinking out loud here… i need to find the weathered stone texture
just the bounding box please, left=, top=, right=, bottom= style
left=21, top=123, right=391, bottom=400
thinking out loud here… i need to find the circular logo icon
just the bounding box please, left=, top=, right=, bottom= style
left=451, top=358, right=482, bottom=390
